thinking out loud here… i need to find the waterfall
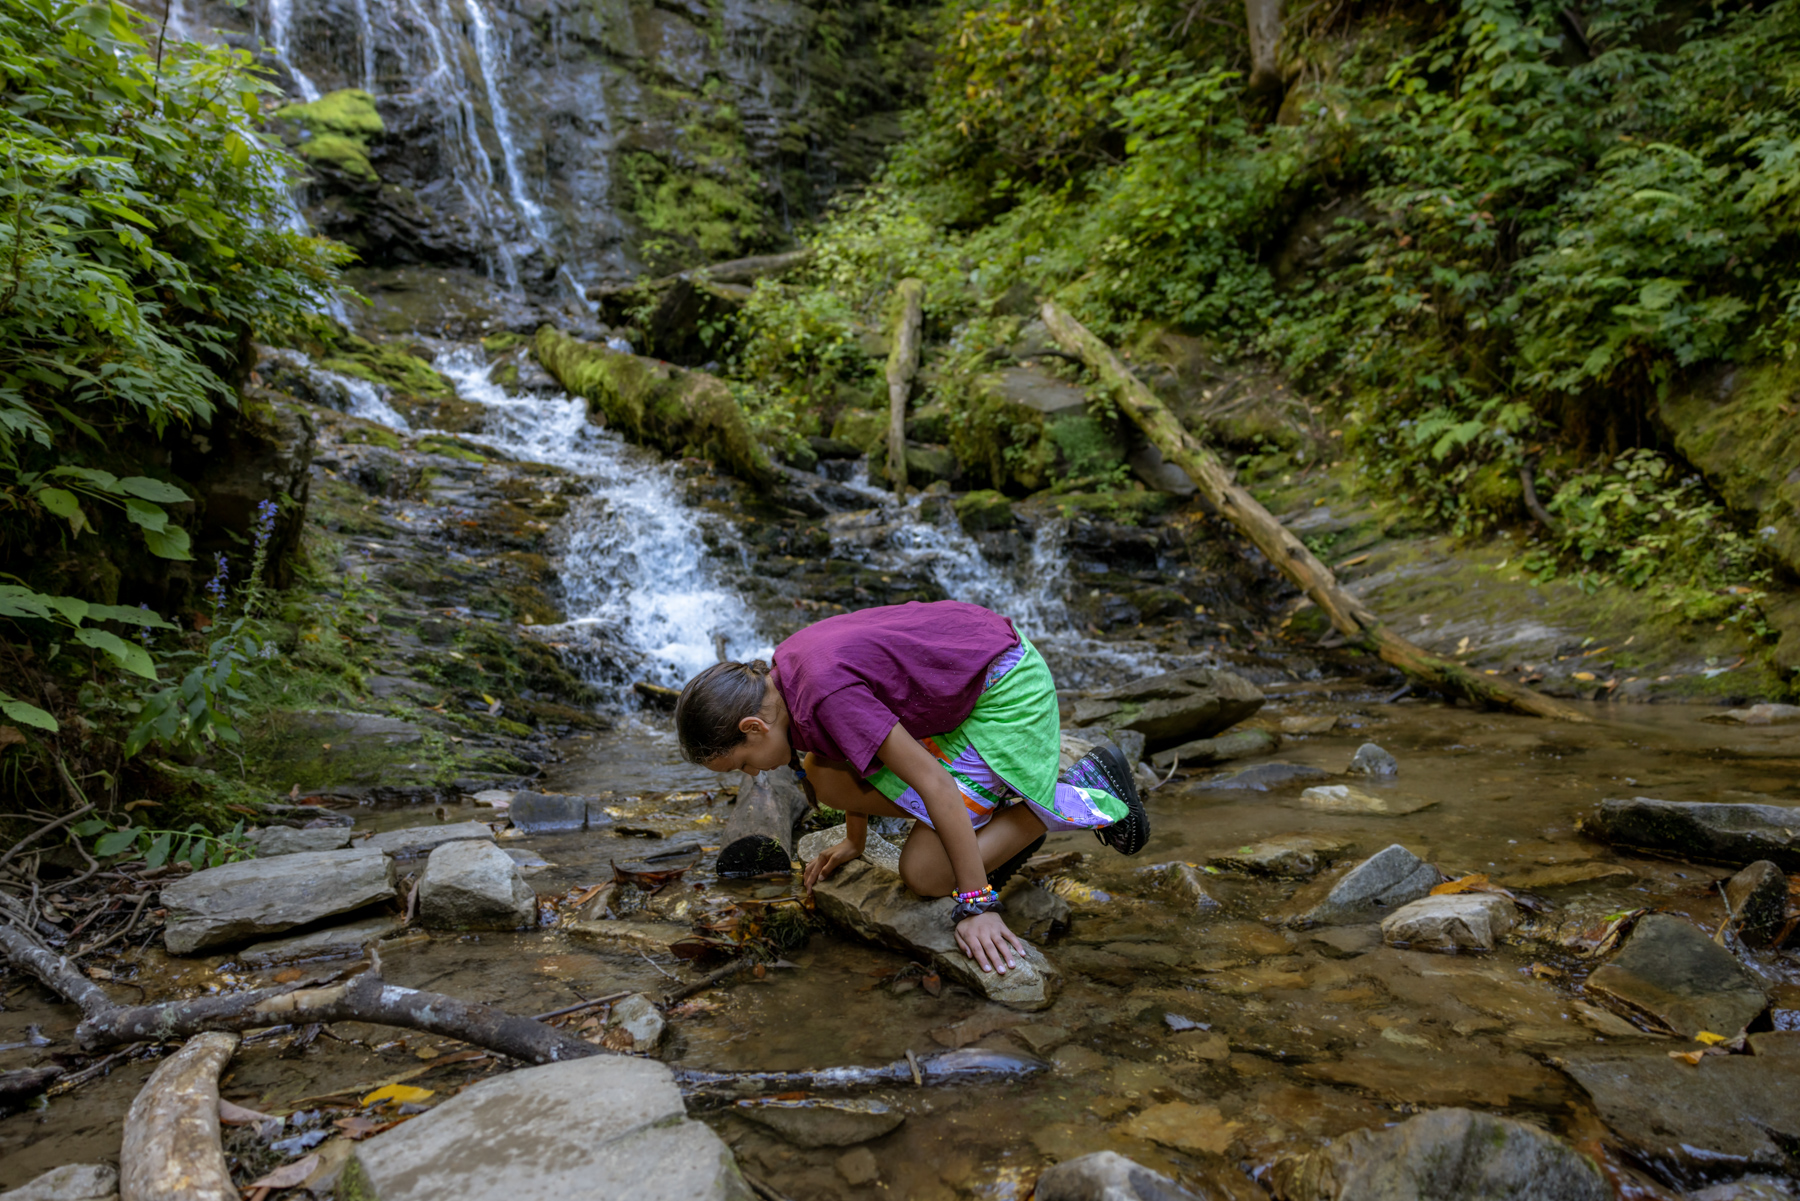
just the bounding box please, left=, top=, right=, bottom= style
left=350, top=0, right=378, bottom=91
left=263, top=0, right=321, bottom=101
left=462, top=0, right=549, bottom=247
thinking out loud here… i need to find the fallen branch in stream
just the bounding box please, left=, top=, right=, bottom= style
left=1039, top=301, right=1590, bottom=722
left=673, top=1047, right=1046, bottom=1099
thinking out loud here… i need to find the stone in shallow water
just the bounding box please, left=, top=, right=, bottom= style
left=1582, top=796, right=1800, bottom=870
left=360, top=821, right=495, bottom=859
left=1302, top=1045, right=1564, bottom=1109
left=1582, top=913, right=1769, bottom=1037
left=1148, top=726, right=1278, bottom=771
left=1346, top=742, right=1398, bottom=776
left=1381, top=893, right=1516, bottom=952
left=1290, top=845, right=1441, bottom=926
left=1559, top=1043, right=1800, bottom=1178
left=248, top=826, right=352, bottom=856
left=1189, top=762, right=1330, bottom=792
left=418, top=840, right=536, bottom=931
left=797, top=823, right=901, bottom=874
left=1137, top=861, right=1221, bottom=910
left=343, top=1056, right=751, bottom=1200
left=0, top=1164, right=118, bottom=1201
left=564, top=920, right=691, bottom=953
left=1502, top=861, right=1633, bottom=889
left=1208, top=833, right=1350, bottom=878
left=507, top=791, right=589, bottom=833
left=161, top=847, right=396, bottom=955
left=835, top=1147, right=880, bottom=1186
left=1688, top=1179, right=1799, bottom=1201
left=1297, top=784, right=1437, bottom=816
left=239, top=914, right=401, bottom=967
left=605, top=993, right=665, bottom=1052
left=1122, top=1102, right=1240, bottom=1156
left=1704, top=702, right=1800, bottom=725
left=733, top=1097, right=903, bottom=1148
left=1268, top=1107, right=1608, bottom=1201
left=1064, top=666, right=1265, bottom=751
left=1725, top=859, right=1788, bottom=942
left=1034, top=1152, right=1200, bottom=1201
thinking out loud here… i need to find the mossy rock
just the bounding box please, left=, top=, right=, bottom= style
left=831, top=408, right=887, bottom=456
left=1040, top=490, right=1175, bottom=524
left=533, top=326, right=774, bottom=486
left=869, top=443, right=958, bottom=486
left=481, top=331, right=526, bottom=355
left=319, top=339, right=452, bottom=399
left=297, top=133, right=377, bottom=182
left=953, top=489, right=1015, bottom=531
left=906, top=402, right=952, bottom=444
left=277, top=89, right=384, bottom=139
left=414, top=436, right=487, bottom=463
left=343, top=425, right=403, bottom=451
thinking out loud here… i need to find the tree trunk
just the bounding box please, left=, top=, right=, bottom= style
left=1039, top=301, right=1589, bottom=722
left=885, top=278, right=925, bottom=498
left=119, top=1032, right=238, bottom=1201
left=1244, top=0, right=1285, bottom=100
left=715, top=770, right=809, bottom=877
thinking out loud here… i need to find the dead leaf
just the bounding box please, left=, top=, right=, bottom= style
left=246, top=1154, right=320, bottom=1190
left=333, top=1116, right=396, bottom=1140
left=1431, top=873, right=1491, bottom=895
left=601, top=1027, right=635, bottom=1052
left=1668, top=1049, right=1709, bottom=1065
left=1695, top=1030, right=1731, bottom=1046
left=611, top=859, right=690, bottom=893
left=219, top=1099, right=280, bottom=1125
left=360, top=1084, right=434, bottom=1109
left=0, top=726, right=25, bottom=750
left=921, top=972, right=942, bottom=997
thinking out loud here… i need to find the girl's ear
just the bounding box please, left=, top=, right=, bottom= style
left=738, top=714, right=769, bottom=736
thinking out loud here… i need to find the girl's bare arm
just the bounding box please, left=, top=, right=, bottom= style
left=876, top=724, right=985, bottom=894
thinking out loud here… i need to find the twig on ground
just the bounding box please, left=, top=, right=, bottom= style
left=661, top=958, right=750, bottom=1007
left=79, top=890, right=152, bottom=957
left=638, top=949, right=680, bottom=982
left=1, top=802, right=93, bottom=874
left=532, top=991, right=633, bottom=1022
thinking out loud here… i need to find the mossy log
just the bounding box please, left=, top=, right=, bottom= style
left=534, top=326, right=774, bottom=486
left=885, top=278, right=925, bottom=497
left=1040, top=301, right=1589, bottom=722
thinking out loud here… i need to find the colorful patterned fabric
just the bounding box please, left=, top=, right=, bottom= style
left=865, top=637, right=1127, bottom=832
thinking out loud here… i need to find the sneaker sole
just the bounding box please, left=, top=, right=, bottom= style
left=1093, top=746, right=1150, bottom=855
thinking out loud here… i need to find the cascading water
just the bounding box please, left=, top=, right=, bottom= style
left=430, top=349, right=770, bottom=689
left=462, top=0, right=547, bottom=247
left=262, top=0, right=321, bottom=101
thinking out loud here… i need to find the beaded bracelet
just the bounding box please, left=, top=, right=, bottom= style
left=954, top=886, right=998, bottom=905
left=950, top=886, right=1004, bottom=926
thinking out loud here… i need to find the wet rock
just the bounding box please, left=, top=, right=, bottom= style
left=0, top=1164, right=119, bottom=1201
left=361, top=821, right=495, bottom=860
left=1298, top=784, right=1437, bottom=816
left=1308, top=926, right=1381, bottom=958
left=1304, top=1046, right=1564, bottom=1109
left=797, top=824, right=902, bottom=874
left=1209, top=834, right=1349, bottom=878
left=1137, top=861, right=1222, bottom=910
left=836, top=1147, right=880, bottom=1186
left=1381, top=894, right=1516, bottom=951
left=953, top=489, right=1016, bottom=531
left=1290, top=845, right=1441, bottom=927
left=1502, top=861, right=1633, bottom=889
left=1149, top=727, right=1279, bottom=771
left=1190, top=762, right=1331, bottom=791
left=733, top=1097, right=903, bottom=1148
left=1689, top=1177, right=1799, bottom=1201
left=1704, top=702, right=1800, bottom=725
left=418, top=840, right=536, bottom=931
left=247, top=826, right=353, bottom=856
left=1035, top=1152, right=1200, bottom=1201
left=606, top=994, right=665, bottom=1052
left=1001, top=878, right=1072, bottom=940
left=1268, top=1107, right=1607, bottom=1201
left=1013, top=1024, right=1072, bottom=1054
left=470, top=789, right=514, bottom=807
left=1123, top=1101, right=1241, bottom=1156
left=342, top=1055, right=750, bottom=1201
left=1582, top=796, right=1800, bottom=870
left=1346, top=743, right=1399, bottom=776
left=1280, top=714, right=1341, bottom=735
left=239, top=915, right=401, bottom=967
left=507, top=792, right=590, bottom=834
left=1560, top=1045, right=1800, bottom=1178
left=808, top=859, right=1059, bottom=1010
left=564, top=919, right=692, bottom=953
left=162, top=847, right=397, bottom=955
left=1725, top=860, right=1789, bottom=942
left=1583, top=913, right=1768, bottom=1037
left=1065, top=667, right=1264, bottom=752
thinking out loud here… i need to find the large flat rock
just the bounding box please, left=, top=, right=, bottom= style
left=1583, top=796, right=1800, bottom=870
left=810, top=858, right=1059, bottom=1010
left=1066, top=667, right=1264, bottom=752
left=1559, top=1045, right=1800, bottom=1178
left=162, top=848, right=396, bottom=955
left=238, top=915, right=401, bottom=967
left=360, top=821, right=495, bottom=860
left=248, top=826, right=352, bottom=856
left=341, top=1056, right=752, bottom=1201
left=1583, top=913, right=1768, bottom=1036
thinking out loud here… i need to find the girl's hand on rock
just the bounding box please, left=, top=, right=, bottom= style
left=956, top=910, right=1024, bottom=975
left=802, top=839, right=860, bottom=893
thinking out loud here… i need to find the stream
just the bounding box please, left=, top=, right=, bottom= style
left=3, top=344, right=1798, bottom=1198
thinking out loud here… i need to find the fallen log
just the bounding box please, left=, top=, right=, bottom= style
left=120, top=1032, right=238, bottom=1201
left=673, top=1046, right=1046, bottom=1098
left=1039, top=301, right=1589, bottom=722
left=885, top=278, right=925, bottom=497
left=715, top=770, right=809, bottom=877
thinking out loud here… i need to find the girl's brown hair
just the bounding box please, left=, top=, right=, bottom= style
left=675, top=659, right=771, bottom=764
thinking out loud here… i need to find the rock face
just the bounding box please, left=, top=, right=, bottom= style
left=361, top=821, right=495, bottom=860
left=1189, top=762, right=1330, bottom=791
left=248, top=826, right=353, bottom=856
left=1725, top=860, right=1789, bottom=942
left=1209, top=834, right=1349, bottom=878
left=1347, top=743, right=1399, bottom=776
left=1269, top=1108, right=1608, bottom=1201
left=162, top=848, right=397, bottom=954
left=418, top=840, right=536, bottom=931
left=0, top=1164, right=119, bottom=1201
left=1298, top=785, right=1436, bottom=816
left=1560, top=1042, right=1800, bottom=1178
left=341, top=1056, right=752, bottom=1201
left=733, top=1097, right=904, bottom=1147
left=1381, top=894, right=1516, bottom=951
left=809, top=858, right=1059, bottom=1010
left=1291, top=845, right=1440, bottom=927
left=1148, top=727, right=1278, bottom=771
left=1065, top=667, right=1264, bottom=751
left=1582, top=796, right=1800, bottom=870
left=1034, top=1151, right=1201, bottom=1201
left=1583, top=913, right=1769, bottom=1036
left=238, top=915, right=401, bottom=967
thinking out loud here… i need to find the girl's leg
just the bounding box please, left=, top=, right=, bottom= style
left=897, top=803, right=1047, bottom=897
left=800, top=753, right=911, bottom=819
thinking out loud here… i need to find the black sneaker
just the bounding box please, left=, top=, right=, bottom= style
left=1068, top=745, right=1149, bottom=855
left=988, top=834, right=1046, bottom=891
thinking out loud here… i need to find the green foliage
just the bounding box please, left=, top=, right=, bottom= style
left=71, top=813, right=251, bottom=869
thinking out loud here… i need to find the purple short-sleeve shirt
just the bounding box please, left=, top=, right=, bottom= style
left=772, top=601, right=1019, bottom=775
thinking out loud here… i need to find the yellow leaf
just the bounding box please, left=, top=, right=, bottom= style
left=361, top=1084, right=435, bottom=1108
left=1695, top=1030, right=1731, bottom=1046
left=1430, top=873, right=1491, bottom=895
left=1668, top=1049, right=1707, bottom=1066
left=481, top=693, right=498, bottom=706
left=1573, top=671, right=1596, bottom=681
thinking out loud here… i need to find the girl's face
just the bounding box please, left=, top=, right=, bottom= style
left=703, top=680, right=791, bottom=776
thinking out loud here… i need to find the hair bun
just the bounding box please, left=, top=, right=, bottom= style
left=748, top=658, right=770, bottom=674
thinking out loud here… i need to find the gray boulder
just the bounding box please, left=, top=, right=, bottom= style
left=162, top=847, right=396, bottom=955
left=733, top=1097, right=903, bottom=1147
left=341, top=1055, right=752, bottom=1201
left=247, top=826, right=352, bottom=856
left=238, top=914, right=400, bottom=967
left=1347, top=743, right=1399, bottom=776
left=1582, top=796, right=1800, bottom=870
left=1148, top=727, right=1278, bottom=771
left=361, top=821, right=495, bottom=860
left=1269, top=1107, right=1608, bottom=1201
left=1034, top=1151, right=1199, bottom=1201
left=1065, top=668, right=1264, bottom=752
left=0, top=1164, right=118, bottom=1201
left=1583, top=913, right=1768, bottom=1037
left=605, top=993, right=665, bottom=1052
left=1725, top=860, right=1788, bottom=942
left=1381, top=893, right=1515, bottom=951
left=418, top=840, right=536, bottom=930
left=1290, top=845, right=1440, bottom=927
